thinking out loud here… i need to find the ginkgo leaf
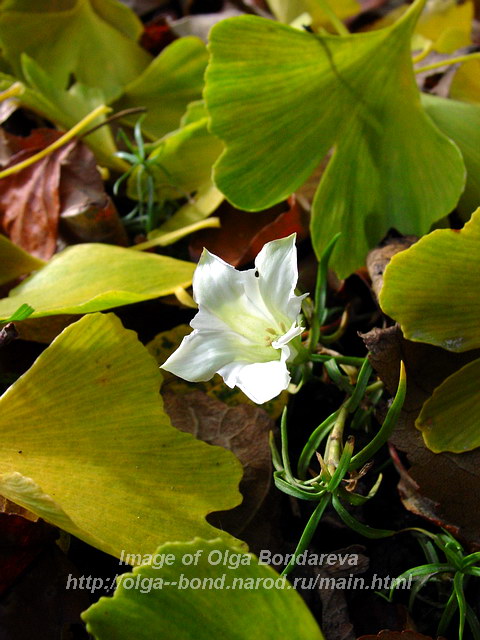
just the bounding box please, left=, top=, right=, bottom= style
left=83, top=538, right=325, bottom=640
left=204, top=0, right=465, bottom=277
left=380, top=207, right=480, bottom=352
left=0, top=313, right=243, bottom=558
left=128, top=115, right=223, bottom=204
left=19, top=55, right=122, bottom=169
left=0, top=0, right=151, bottom=96
left=114, top=37, right=209, bottom=140
left=0, top=243, right=195, bottom=320
left=266, top=0, right=359, bottom=29
left=416, top=357, right=480, bottom=453
left=0, top=234, right=45, bottom=286
left=422, top=93, right=480, bottom=218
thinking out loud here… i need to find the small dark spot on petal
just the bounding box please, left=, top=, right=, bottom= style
left=254, top=270, right=259, bottom=278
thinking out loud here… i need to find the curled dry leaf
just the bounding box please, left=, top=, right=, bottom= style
left=189, top=196, right=309, bottom=267
left=362, top=324, right=480, bottom=546
left=366, top=236, right=417, bottom=299
left=0, top=129, right=126, bottom=260
left=162, top=389, right=272, bottom=536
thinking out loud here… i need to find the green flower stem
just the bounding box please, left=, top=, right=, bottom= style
left=281, top=492, right=331, bottom=577
left=280, top=407, right=296, bottom=486
left=332, top=494, right=395, bottom=538
left=327, top=436, right=354, bottom=492
left=415, top=52, right=480, bottom=74
left=365, top=380, right=384, bottom=394
left=324, top=404, right=348, bottom=476
left=308, top=233, right=341, bottom=353
left=349, top=361, right=406, bottom=471
left=437, top=589, right=459, bottom=638
left=346, top=359, right=372, bottom=413
left=310, top=354, right=367, bottom=366
left=297, top=410, right=339, bottom=480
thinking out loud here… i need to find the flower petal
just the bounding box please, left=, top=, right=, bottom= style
left=249, top=234, right=304, bottom=322
left=193, top=249, right=278, bottom=341
left=218, top=359, right=291, bottom=404
left=161, top=329, right=241, bottom=382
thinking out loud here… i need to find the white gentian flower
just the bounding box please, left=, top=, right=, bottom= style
left=161, top=234, right=306, bottom=404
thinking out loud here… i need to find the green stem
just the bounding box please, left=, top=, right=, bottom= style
left=324, top=404, right=348, bottom=476
left=415, top=52, right=480, bottom=74
left=349, top=361, right=406, bottom=471
left=297, top=410, right=339, bottom=479
left=308, top=233, right=341, bottom=353
left=281, top=493, right=331, bottom=576
left=310, top=354, right=367, bottom=366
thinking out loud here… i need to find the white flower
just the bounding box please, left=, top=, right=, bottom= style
left=161, top=234, right=306, bottom=404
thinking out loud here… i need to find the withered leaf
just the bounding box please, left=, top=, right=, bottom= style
left=0, top=129, right=127, bottom=260
left=189, top=196, right=309, bottom=267
left=362, top=325, right=480, bottom=546
left=314, top=545, right=368, bottom=640
left=162, top=389, right=272, bottom=535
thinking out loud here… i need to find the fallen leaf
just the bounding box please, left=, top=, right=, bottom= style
left=362, top=324, right=480, bottom=546
left=0, top=313, right=243, bottom=558
left=189, top=197, right=309, bottom=267
left=204, top=3, right=465, bottom=277
left=58, top=142, right=128, bottom=246
left=0, top=243, right=195, bottom=321
left=83, top=538, right=325, bottom=640
left=0, top=130, right=76, bottom=259
left=366, top=236, right=417, bottom=299
left=0, top=129, right=126, bottom=260
left=315, top=545, right=368, bottom=640
left=163, top=389, right=272, bottom=535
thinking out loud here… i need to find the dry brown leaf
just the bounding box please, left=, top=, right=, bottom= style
left=162, top=389, right=272, bottom=536
left=362, top=325, right=480, bottom=546
left=315, top=545, right=369, bottom=640
left=0, top=129, right=127, bottom=260
left=366, top=236, right=417, bottom=299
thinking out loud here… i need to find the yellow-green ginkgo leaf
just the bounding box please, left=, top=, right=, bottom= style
left=0, top=0, right=151, bottom=97
left=422, top=93, right=480, bottom=218
left=114, top=37, right=209, bottom=140
left=0, top=313, right=243, bottom=558
left=380, top=207, right=480, bottom=352
left=266, top=0, right=359, bottom=29
left=83, top=538, right=325, bottom=640
left=0, top=243, right=195, bottom=321
left=416, top=357, right=480, bottom=453
left=204, top=0, right=465, bottom=277
left=0, top=234, right=45, bottom=286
